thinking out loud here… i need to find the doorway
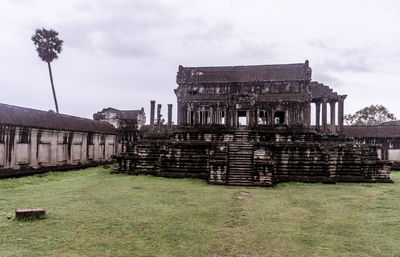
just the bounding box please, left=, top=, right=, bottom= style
left=237, top=111, right=247, bottom=126
left=274, top=111, right=285, bottom=125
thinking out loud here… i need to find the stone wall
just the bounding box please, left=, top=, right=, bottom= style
left=113, top=126, right=392, bottom=186
left=0, top=103, right=118, bottom=178
left=343, top=125, right=400, bottom=170
left=0, top=125, right=117, bottom=177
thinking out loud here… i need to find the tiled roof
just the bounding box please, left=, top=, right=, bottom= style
left=0, top=103, right=117, bottom=134
left=344, top=125, right=400, bottom=138
left=176, top=61, right=312, bottom=84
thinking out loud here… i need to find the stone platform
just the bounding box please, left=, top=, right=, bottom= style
left=113, top=125, right=392, bottom=187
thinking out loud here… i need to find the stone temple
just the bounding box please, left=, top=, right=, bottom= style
left=0, top=61, right=397, bottom=184
left=112, top=61, right=393, bottom=186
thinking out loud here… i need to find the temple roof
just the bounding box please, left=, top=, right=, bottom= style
left=0, top=103, right=117, bottom=134
left=176, top=61, right=312, bottom=84
left=310, top=81, right=340, bottom=100
left=93, top=107, right=145, bottom=120
left=344, top=125, right=400, bottom=138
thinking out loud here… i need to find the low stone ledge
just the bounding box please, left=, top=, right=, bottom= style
left=15, top=208, right=46, bottom=220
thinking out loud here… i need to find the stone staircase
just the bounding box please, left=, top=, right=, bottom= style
left=227, top=128, right=254, bottom=186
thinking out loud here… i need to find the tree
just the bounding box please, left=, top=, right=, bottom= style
left=344, top=105, right=397, bottom=125
left=32, top=28, right=63, bottom=113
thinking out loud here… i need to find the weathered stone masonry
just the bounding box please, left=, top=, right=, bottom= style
left=344, top=125, right=400, bottom=170
left=0, top=103, right=118, bottom=177
left=113, top=61, right=393, bottom=186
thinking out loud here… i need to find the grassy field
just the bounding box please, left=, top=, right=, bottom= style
left=0, top=167, right=399, bottom=257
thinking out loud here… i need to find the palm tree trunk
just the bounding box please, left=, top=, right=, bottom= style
left=47, top=61, right=59, bottom=113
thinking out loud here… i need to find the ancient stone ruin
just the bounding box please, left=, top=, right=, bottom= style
left=0, top=61, right=398, bottom=184
left=112, top=61, right=393, bottom=186
left=0, top=103, right=118, bottom=177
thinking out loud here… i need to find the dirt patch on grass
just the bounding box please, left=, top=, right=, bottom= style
left=236, top=191, right=250, bottom=200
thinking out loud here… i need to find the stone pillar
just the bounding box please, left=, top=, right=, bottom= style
left=157, top=104, right=162, bottom=127
left=80, top=133, right=87, bottom=164
left=176, top=103, right=182, bottom=125
left=225, top=107, right=231, bottom=126
left=168, top=104, right=172, bottom=127
left=338, top=96, right=346, bottom=133
left=330, top=101, right=336, bottom=133
left=187, top=106, right=191, bottom=125
left=254, top=108, right=258, bottom=126
left=194, top=107, right=199, bottom=125
left=150, top=100, right=155, bottom=126
left=30, top=128, right=38, bottom=168
left=322, top=100, right=327, bottom=133
left=315, top=101, right=321, bottom=132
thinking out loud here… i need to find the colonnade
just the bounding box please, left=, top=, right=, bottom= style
left=149, top=100, right=173, bottom=127
left=313, top=95, right=346, bottom=133
left=186, top=107, right=226, bottom=125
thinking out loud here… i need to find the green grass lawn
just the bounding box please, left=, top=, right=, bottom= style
left=0, top=167, right=399, bottom=257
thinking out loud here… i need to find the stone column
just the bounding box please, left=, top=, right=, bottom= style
left=338, top=96, right=346, bottom=133
left=225, top=107, right=231, bottom=126
left=8, top=127, right=18, bottom=168
left=330, top=101, right=336, bottom=133
left=150, top=100, right=155, bottom=126
left=168, top=104, right=173, bottom=127
left=187, top=106, right=191, bottom=125
left=176, top=103, right=182, bottom=125
left=254, top=109, right=258, bottom=126
left=322, top=99, right=327, bottom=133
left=30, top=128, right=38, bottom=168
left=80, top=133, right=87, bottom=164
left=315, top=101, right=321, bottom=132
left=157, top=104, right=162, bottom=127
left=194, top=106, right=199, bottom=125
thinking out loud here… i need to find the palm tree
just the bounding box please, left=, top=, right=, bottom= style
left=31, top=28, right=63, bottom=113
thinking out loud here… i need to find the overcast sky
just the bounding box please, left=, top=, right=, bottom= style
left=1, top=0, right=399, bottom=123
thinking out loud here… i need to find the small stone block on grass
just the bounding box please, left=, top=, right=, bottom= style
left=15, top=208, right=46, bottom=219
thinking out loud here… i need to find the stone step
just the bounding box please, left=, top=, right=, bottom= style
left=229, top=169, right=253, bottom=172
left=228, top=180, right=254, bottom=183
left=229, top=164, right=253, bottom=167
left=228, top=181, right=254, bottom=184
left=228, top=171, right=253, bottom=174
left=229, top=149, right=253, bottom=153
left=228, top=173, right=253, bottom=177
left=228, top=175, right=254, bottom=179
left=228, top=174, right=253, bottom=180
left=228, top=152, right=253, bottom=156
left=229, top=158, right=252, bottom=160
left=229, top=148, right=253, bottom=151
left=228, top=159, right=253, bottom=162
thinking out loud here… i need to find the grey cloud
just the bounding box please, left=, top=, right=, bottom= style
left=308, top=40, right=330, bottom=50
left=320, top=58, right=373, bottom=73
left=58, top=0, right=176, bottom=58
left=183, top=19, right=236, bottom=43
left=313, top=72, right=343, bottom=87
left=236, top=41, right=277, bottom=60
left=203, top=22, right=235, bottom=41
left=308, top=41, right=375, bottom=72
left=101, top=40, right=156, bottom=58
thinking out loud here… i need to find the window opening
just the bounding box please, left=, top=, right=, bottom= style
left=274, top=111, right=285, bottom=125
